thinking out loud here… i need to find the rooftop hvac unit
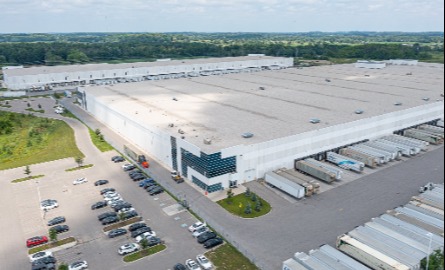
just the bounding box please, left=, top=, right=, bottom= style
left=178, top=129, right=185, bottom=135
left=310, top=118, right=321, bottom=124
left=204, top=138, right=212, bottom=145
left=355, top=110, right=365, bottom=114
left=423, top=97, right=431, bottom=101
left=242, top=133, right=254, bottom=138
left=394, top=102, right=403, bottom=106
left=168, top=123, right=175, bottom=128
left=259, top=87, right=266, bottom=90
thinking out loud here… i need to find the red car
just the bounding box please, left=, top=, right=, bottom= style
left=26, top=236, right=48, bottom=248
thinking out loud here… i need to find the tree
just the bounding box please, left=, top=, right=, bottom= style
left=255, top=199, right=262, bottom=212
left=75, top=157, right=84, bottom=167
left=244, top=203, right=252, bottom=215
left=421, top=250, right=444, bottom=270
left=49, top=228, right=58, bottom=242
left=58, top=264, right=68, bottom=270
left=245, top=188, right=251, bottom=198
left=27, top=102, right=31, bottom=108
left=98, top=134, right=105, bottom=142
left=95, top=129, right=101, bottom=136
left=226, top=189, right=235, bottom=204
left=118, top=212, right=126, bottom=221
left=24, top=166, right=31, bottom=178
left=140, top=238, right=149, bottom=250
left=251, top=193, right=258, bottom=203
left=67, top=50, right=89, bottom=63
left=38, top=104, right=42, bottom=109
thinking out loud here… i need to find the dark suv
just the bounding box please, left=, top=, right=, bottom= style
left=131, top=227, right=152, bottom=238
left=113, top=202, right=132, bottom=212
left=129, top=223, right=148, bottom=232
left=51, top=225, right=70, bottom=234
left=98, top=212, right=118, bottom=221
left=47, top=216, right=65, bottom=226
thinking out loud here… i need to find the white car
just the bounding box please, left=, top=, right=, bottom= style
left=118, top=243, right=140, bottom=255
left=103, top=192, right=119, bottom=198
left=135, top=231, right=157, bottom=243
left=73, top=178, right=88, bottom=185
left=196, top=255, right=213, bottom=270
left=69, top=261, right=88, bottom=270
left=188, top=222, right=205, bottom=232
left=186, top=259, right=202, bottom=270
left=29, top=251, right=53, bottom=263
left=40, top=201, right=59, bottom=211
left=104, top=195, right=122, bottom=202
left=118, top=207, right=135, bottom=214
left=192, top=227, right=209, bottom=238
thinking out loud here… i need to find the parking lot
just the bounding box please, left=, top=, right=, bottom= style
left=0, top=98, right=216, bottom=270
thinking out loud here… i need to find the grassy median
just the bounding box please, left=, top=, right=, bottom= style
left=0, top=112, right=84, bottom=170
left=12, top=175, right=45, bottom=183
left=123, top=244, right=166, bottom=263
left=207, top=244, right=258, bottom=270
left=217, top=193, right=271, bottom=219
left=28, top=237, right=76, bottom=255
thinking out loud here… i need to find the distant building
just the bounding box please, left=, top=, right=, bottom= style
left=355, top=60, right=387, bottom=69
left=389, top=59, right=419, bottom=66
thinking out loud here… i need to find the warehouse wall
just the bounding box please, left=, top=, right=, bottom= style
left=235, top=102, right=444, bottom=183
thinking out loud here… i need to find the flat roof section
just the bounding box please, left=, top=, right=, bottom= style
left=4, top=56, right=281, bottom=77
left=85, top=63, right=444, bottom=152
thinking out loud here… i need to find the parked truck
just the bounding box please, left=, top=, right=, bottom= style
left=336, top=235, right=410, bottom=270
left=276, top=169, right=315, bottom=196
left=339, top=148, right=379, bottom=168
left=279, top=169, right=321, bottom=194
left=305, top=158, right=343, bottom=180
left=171, top=171, right=185, bottom=183
left=404, top=129, right=444, bottom=145
left=327, top=152, right=365, bottom=173
left=418, top=125, right=445, bottom=135
left=265, top=172, right=306, bottom=199
left=295, top=160, right=336, bottom=183
left=282, top=258, right=309, bottom=270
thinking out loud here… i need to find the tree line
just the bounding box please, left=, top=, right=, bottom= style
left=0, top=34, right=442, bottom=66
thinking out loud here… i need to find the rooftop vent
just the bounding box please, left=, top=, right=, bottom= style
left=172, top=97, right=178, bottom=101
left=423, top=97, right=430, bottom=101
left=259, top=87, right=266, bottom=91
left=310, top=118, right=321, bottom=124
left=178, top=129, right=185, bottom=135
left=394, top=102, right=403, bottom=106
left=325, top=79, right=331, bottom=82
left=168, top=123, right=175, bottom=128
left=242, top=133, right=254, bottom=139
left=204, top=138, right=212, bottom=145
left=355, top=110, right=364, bottom=114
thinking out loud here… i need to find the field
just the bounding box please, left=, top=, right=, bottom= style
left=0, top=111, right=84, bottom=170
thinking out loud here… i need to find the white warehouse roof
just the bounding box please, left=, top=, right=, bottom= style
left=84, top=62, right=444, bottom=152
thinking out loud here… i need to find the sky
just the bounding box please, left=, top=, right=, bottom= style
left=0, top=0, right=443, bottom=33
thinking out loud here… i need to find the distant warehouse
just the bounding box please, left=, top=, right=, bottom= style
left=2, top=56, right=293, bottom=91
left=78, top=57, right=444, bottom=193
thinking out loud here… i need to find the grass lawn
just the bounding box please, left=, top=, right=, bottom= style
left=207, top=244, right=258, bottom=270
left=0, top=111, right=84, bottom=171
left=88, top=128, right=114, bottom=152
left=218, top=193, right=271, bottom=219
left=123, top=244, right=166, bottom=263
left=28, top=237, right=76, bottom=255
left=12, top=175, right=45, bottom=183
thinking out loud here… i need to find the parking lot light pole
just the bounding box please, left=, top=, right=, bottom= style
left=36, top=180, right=43, bottom=218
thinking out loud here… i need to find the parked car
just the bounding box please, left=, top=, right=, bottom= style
left=98, top=212, right=117, bottom=221
left=146, top=185, right=160, bottom=192
left=40, top=200, right=58, bottom=211
left=29, top=251, right=53, bottom=263
left=91, top=201, right=107, bottom=210
left=73, top=178, right=88, bottom=185
left=196, top=255, right=213, bottom=270
left=103, top=191, right=120, bottom=198
left=32, top=256, right=57, bottom=266
left=145, top=237, right=162, bottom=247
left=50, top=225, right=70, bottom=234
left=129, top=223, right=148, bottom=232
left=122, top=164, right=136, bottom=171
left=149, top=187, right=165, bottom=196
left=94, top=180, right=109, bottom=186
left=100, top=188, right=116, bottom=195
left=197, top=232, right=217, bottom=244
left=112, top=156, right=125, bottom=163
left=104, top=195, right=122, bottom=202
left=123, top=211, right=139, bottom=220
left=118, top=207, right=136, bottom=214
left=144, top=182, right=158, bottom=189
left=108, top=228, right=128, bottom=238
left=189, top=222, right=205, bottom=232
left=27, top=236, right=48, bottom=248
left=68, top=261, right=88, bottom=270
left=129, top=170, right=143, bottom=176
left=131, top=227, right=152, bottom=238
left=174, top=263, right=187, bottom=270
left=132, top=174, right=146, bottom=181
left=135, top=231, right=157, bottom=243
left=139, top=179, right=155, bottom=187
left=118, top=243, right=140, bottom=255
left=185, top=259, right=202, bottom=270
left=113, top=202, right=133, bottom=211
left=109, top=199, right=125, bottom=207
left=203, top=238, right=224, bottom=249
left=47, top=216, right=66, bottom=226
left=192, top=227, right=209, bottom=238
left=32, top=262, right=56, bottom=270
left=102, top=216, right=119, bottom=225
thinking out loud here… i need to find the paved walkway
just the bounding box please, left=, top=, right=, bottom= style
left=61, top=98, right=445, bottom=269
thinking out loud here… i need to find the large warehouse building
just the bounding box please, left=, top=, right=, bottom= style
left=80, top=57, right=444, bottom=193
left=2, top=56, right=293, bottom=90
